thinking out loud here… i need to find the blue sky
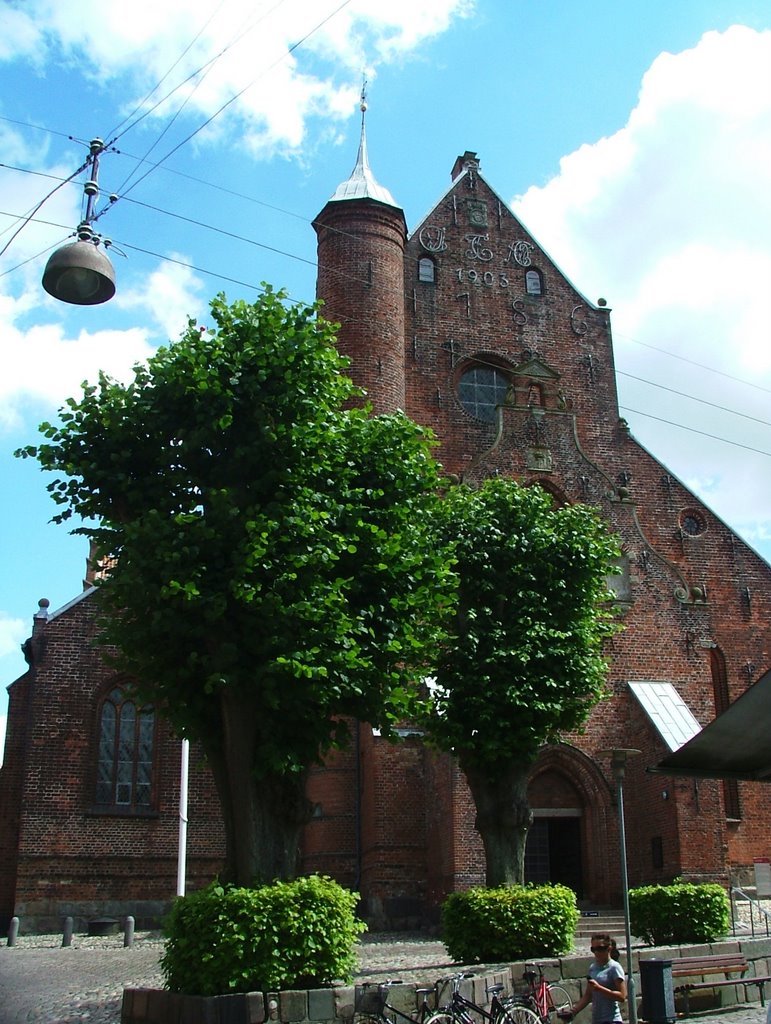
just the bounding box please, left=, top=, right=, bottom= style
left=3, top=0, right=771, bottom=757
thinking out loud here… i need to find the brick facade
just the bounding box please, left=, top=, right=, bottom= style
left=2, top=141, right=770, bottom=933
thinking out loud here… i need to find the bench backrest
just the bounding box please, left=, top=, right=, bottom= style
left=671, top=955, right=748, bottom=978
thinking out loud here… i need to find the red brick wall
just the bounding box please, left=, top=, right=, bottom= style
left=314, top=199, right=407, bottom=414
left=1, top=591, right=224, bottom=931
left=3, top=152, right=770, bottom=931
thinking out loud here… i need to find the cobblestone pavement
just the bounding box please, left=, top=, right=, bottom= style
left=0, top=931, right=768, bottom=1024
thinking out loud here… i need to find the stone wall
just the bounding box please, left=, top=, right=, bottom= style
left=122, top=936, right=771, bottom=1024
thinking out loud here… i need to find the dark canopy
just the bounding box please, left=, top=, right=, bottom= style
left=651, top=668, right=771, bottom=781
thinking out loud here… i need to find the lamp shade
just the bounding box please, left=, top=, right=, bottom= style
left=42, top=240, right=116, bottom=305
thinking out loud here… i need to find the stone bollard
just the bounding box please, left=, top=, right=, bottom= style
left=7, top=917, right=19, bottom=947
left=124, top=915, right=135, bottom=948
left=62, top=916, right=74, bottom=947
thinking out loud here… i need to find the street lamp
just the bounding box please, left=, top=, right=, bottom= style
left=600, top=747, right=641, bottom=1024
left=42, top=137, right=116, bottom=305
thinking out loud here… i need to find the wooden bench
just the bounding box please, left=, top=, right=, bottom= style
left=671, top=953, right=771, bottom=1015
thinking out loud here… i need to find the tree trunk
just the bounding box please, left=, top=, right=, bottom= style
left=462, top=760, right=533, bottom=886
left=205, top=688, right=311, bottom=886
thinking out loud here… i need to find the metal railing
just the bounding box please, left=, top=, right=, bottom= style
left=731, top=886, right=771, bottom=938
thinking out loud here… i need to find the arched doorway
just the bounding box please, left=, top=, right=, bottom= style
left=526, top=744, right=615, bottom=904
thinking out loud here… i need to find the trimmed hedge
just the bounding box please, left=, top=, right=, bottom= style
left=161, top=876, right=366, bottom=996
left=629, top=882, right=730, bottom=945
left=441, top=884, right=578, bottom=963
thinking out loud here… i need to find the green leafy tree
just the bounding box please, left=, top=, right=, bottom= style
left=424, top=478, right=621, bottom=886
left=18, top=289, right=456, bottom=885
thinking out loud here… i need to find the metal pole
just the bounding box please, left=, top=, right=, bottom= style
left=614, top=760, right=638, bottom=1024
left=176, top=738, right=189, bottom=897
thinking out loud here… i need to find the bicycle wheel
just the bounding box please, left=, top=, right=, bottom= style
left=546, top=986, right=572, bottom=1018
left=497, top=1004, right=541, bottom=1024
left=425, top=1012, right=465, bottom=1024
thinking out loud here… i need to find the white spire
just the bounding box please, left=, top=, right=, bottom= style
left=327, top=84, right=400, bottom=207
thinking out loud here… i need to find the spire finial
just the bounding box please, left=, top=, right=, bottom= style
left=324, top=77, right=400, bottom=208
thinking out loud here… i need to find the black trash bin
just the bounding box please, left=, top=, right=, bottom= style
left=639, top=958, right=675, bottom=1024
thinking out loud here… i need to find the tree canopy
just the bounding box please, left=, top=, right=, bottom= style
left=19, top=289, right=457, bottom=883
left=424, top=477, right=621, bottom=885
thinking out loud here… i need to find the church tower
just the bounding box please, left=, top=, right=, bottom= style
left=313, top=95, right=406, bottom=413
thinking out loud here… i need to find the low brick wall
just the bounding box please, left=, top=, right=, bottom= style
left=122, top=936, right=771, bottom=1024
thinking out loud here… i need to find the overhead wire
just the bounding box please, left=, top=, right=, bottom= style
left=619, top=406, right=771, bottom=459
left=107, top=0, right=295, bottom=196
left=98, top=0, right=355, bottom=210
left=0, top=159, right=89, bottom=260
left=616, top=370, right=771, bottom=429
left=615, top=330, right=771, bottom=397
left=0, top=0, right=353, bottom=254
left=104, top=0, right=231, bottom=144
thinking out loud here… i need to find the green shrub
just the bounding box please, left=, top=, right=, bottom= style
left=441, top=884, right=578, bottom=963
left=161, top=876, right=366, bottom=995
left=629, top=883, right=729, bottom=945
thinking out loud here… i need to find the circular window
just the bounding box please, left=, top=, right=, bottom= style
left=680, top=509, right=707, bottom=536
left=458, top=366, right=510, bottom=422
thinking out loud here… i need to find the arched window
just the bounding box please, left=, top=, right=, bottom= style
left=418, top=256, right=436, bottom=283
left=95, top=684, right=155, bottom=810
left=525, top=268, right=544, bottom=296
left=458, top=365, right=510, bottom=422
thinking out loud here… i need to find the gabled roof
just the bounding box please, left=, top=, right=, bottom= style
left=409, top=154, right=598, bottom=311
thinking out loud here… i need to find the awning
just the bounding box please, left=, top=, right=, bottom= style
left=651, top=667, right=771, bottom=781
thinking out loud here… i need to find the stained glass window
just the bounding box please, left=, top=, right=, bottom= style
left=96, top=684, right=155, bottom=810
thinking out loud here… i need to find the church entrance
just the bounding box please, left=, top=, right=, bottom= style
left=524, top=814, right=583, bottom=897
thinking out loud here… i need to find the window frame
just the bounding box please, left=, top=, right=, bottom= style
left=417, top=255, right=436, bottom=284
left=457, top=363, right=511, bottom=423
left=89, top=680, right=159, bottom=817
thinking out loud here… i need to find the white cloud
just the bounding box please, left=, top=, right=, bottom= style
left=0, top=613, right=26, bottom=660
left=0, top=0, right=473, bottom=157
left=0, top=312, right=157, bottom=432
left=115, top=256, right=206, bottom=343
left=512, top=25, right=771, bottom=559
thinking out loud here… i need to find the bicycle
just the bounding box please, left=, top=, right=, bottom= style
left=514, top=964, right=572, bottom=1024
left=355, top=978, right=453, bottom=1024
left=435, top=971, right=540, bottom=1024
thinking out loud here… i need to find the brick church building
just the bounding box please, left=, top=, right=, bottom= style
left=2, top=123, right=771, bottom=933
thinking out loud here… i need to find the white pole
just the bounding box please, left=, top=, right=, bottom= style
left=176, top=738, right=189, bottom=897
left=615, top=761, right=638, bottom=1024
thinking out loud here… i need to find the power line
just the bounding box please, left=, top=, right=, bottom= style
left=615, top=330, right=771, bottom=397
left=105, top=0, right=231, bottom=144
left=103, top=0, right=355, bottom=208
left=117, top=239, right=272, bottom=297
left=0, top=160, right=89, bottom=260
left=0, top=0, right=354, bottom=257
left=107, top=0, right=295, bottom=195
left=620, top=406, right=771, bottom=459
left=617, top=370, right=771, bottom=429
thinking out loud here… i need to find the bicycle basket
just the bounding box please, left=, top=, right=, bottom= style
left=355, top=985, right=387, bottom=1016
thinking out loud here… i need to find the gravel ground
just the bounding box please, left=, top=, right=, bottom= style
left=0, top=931, right=455, bottom=1023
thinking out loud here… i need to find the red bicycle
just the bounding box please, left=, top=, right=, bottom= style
left=516, top=964, right=573, bottom=1024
